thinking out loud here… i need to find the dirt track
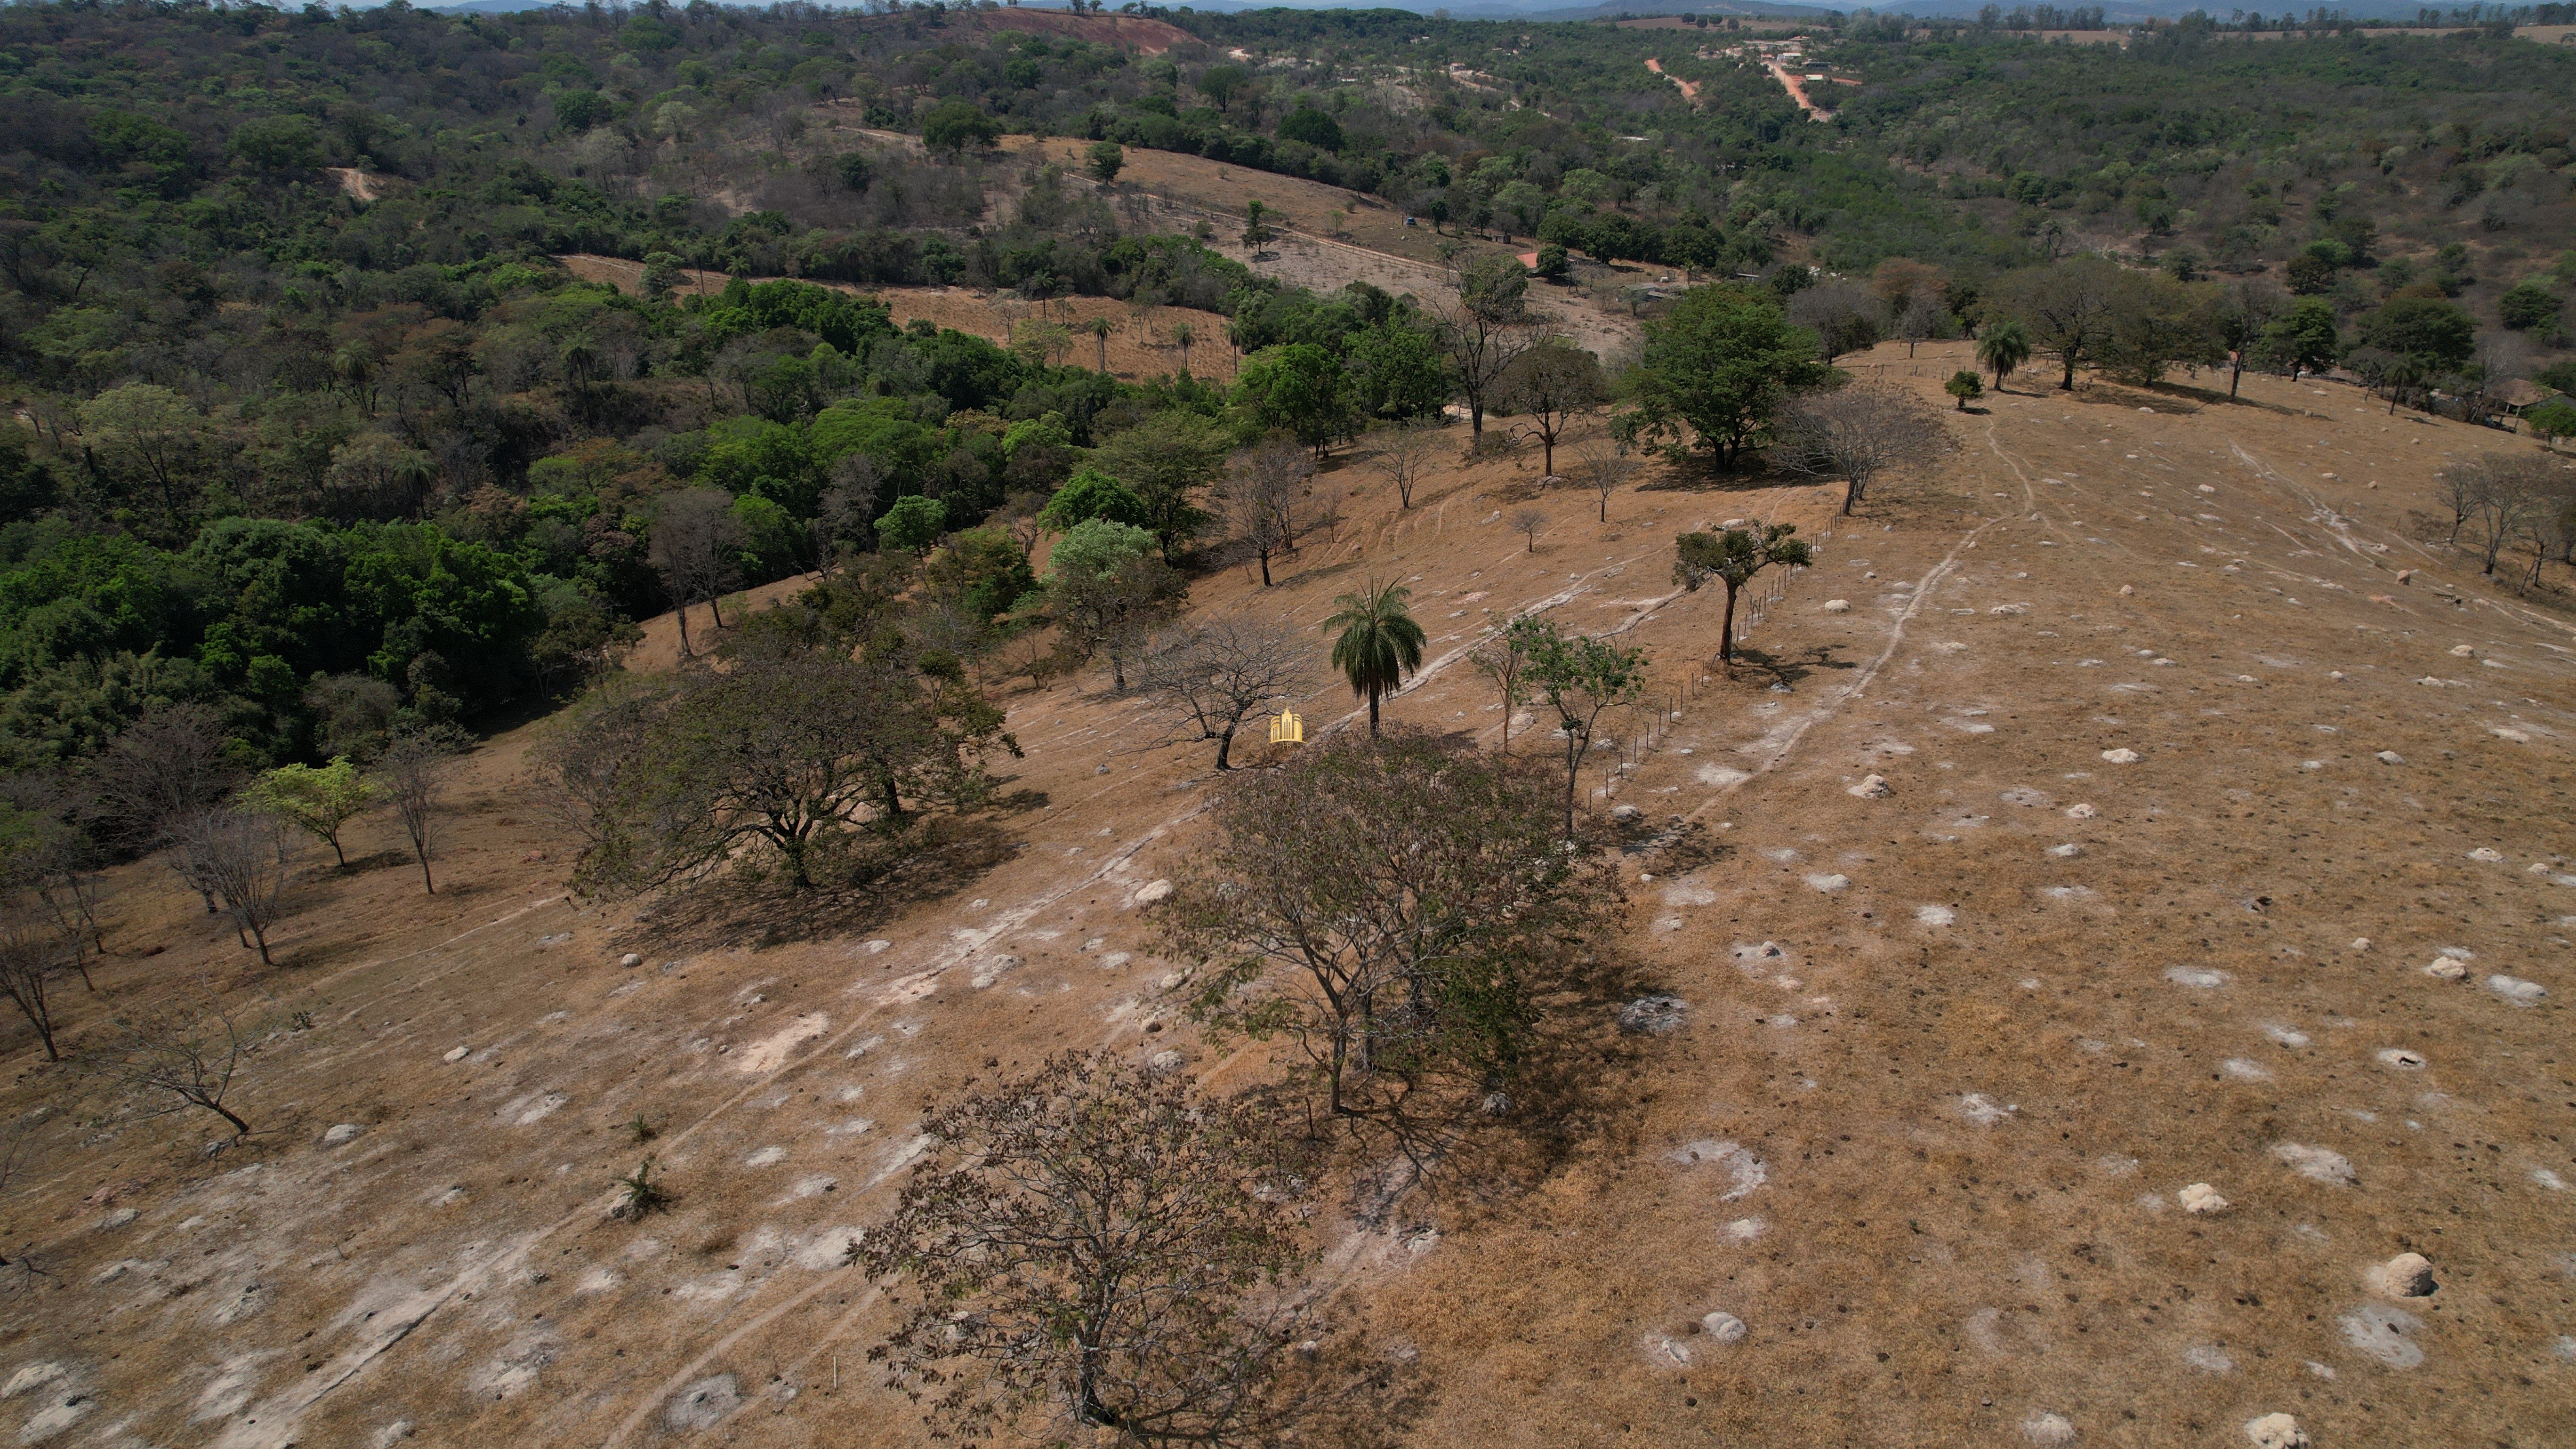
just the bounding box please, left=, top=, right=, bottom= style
left=5, top=347, right=2574, bottom=1448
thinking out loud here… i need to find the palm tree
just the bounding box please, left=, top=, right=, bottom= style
left=1172, top=320, right=1195, bottom=376
left=1086, top=315, right=1115, bottom=373
left=1325, top=580, right=1426, bottom=737
left=1977, top=320, right=2032, bottom=394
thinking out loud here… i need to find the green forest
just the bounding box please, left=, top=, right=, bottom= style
left=0, top=0, right=2567, bottom=804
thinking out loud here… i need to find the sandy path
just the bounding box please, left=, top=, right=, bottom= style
left=1645, top=57, right=1700, bottom=103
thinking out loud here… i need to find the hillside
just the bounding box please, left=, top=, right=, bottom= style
left=1, top=351, right=2570, bottom=1447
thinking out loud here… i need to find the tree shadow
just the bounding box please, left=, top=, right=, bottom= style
left=622, top=813, right=1021, bottom=953
left=1636, top=451, right=1801, bottom=495
left=1722, top=643, right=1855, bottom=691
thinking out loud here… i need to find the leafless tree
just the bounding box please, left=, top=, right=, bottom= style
left=1467, top=623, right=1535, bottom=756
left=1894, top=291, right=1947, bottom=358
left=1567, top=435, right=1643, bottom=524
left=1158, top=731, right=1614, bottom=1118
left=375, top=732, right=451, bottom=895
left=648, top=487, right=742, bottom=658
left=864, top=1055, right=1316, bottom=1446
left=1511, top=507, right=1547, bottom=552
left=1774, top=384, right=1950, bottom=515
left=1786, top=280, right=1887, bottom=362
left=0, top=916, right=65, bottom=1061
left=2449, top=453, right=2568, bottom=578
left=1427, top=255, right=1544, bottom=441
left=170, top=809, right=296, bottom=966
left=1223, top=439, right=1312, bottom=587
left=1370, top=416, right=1443, bottom=510
left=94, top=704, right=238, bottom=912
left=1136, top=616, right=1310, bottom=770
left=0, top=790, right=105, bottom=990
left=1494, top=341, right=1610, bottom=477
left=75, top=997, right=261, bottom=1139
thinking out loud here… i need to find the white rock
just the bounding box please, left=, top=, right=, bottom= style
left=2376, top=1048, right=2427, bottom=1070
left=2376, top=750, right=2407, bottom=765
left=322, top=1124, right=363, bottom=1147
left=2047, top=843, right=2084, bottom=859
left=1611, top=804, right=1643, bottom=821
left=2179, top=1183, right=2229, bottom=1215
left=1617, top=996, right=1690, bottom=1036
left=2423, top=958, right=2469, bottom=982
left=2100, top=748, right=2141, bottom=764
left=443, top=1046, right=470, bottom=1064
left=2349, top=937, right=2371, bottom=951
left=1129, top=879, right=1175, bottom=908
left=2244, top=1413, right=2309, bottom=1449
left=2270, top=1142, right=2355, bottom=1185
left=618, top=953, right=643, bottom=968
left=2376, top=1251, right=2437, bottom=1298
left=2340, top=1304, right=2425, bottom=1368
left=2118, top=584, right=2134, bottom=596
left=1822, top=598, right=1852, bottom=613
left=2448, top=643, right=2475, bottom=657
left=2165, top=966, right=2230, bottom=989
left=2065, top=803, right=2098, bottom=820
left=2487, top=974, right=2546, bottom=1004
left=1847, top=774, right=1892, bottom=799
left=1700, top=1311, right=1747, bottom=1343
left=1803, top=872, right=1851, bottom=893
left=2466, top=847, right=2505, bottom=863
left=864, top=939, right=892, bottom=954
left=2022, top=1412, right=2077, bottom=1446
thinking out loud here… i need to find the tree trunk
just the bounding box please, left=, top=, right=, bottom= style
left=1717, top=577, right=1741, bottom=663
left=1215, top=724, right=1237, bottom=770
left=675, top=601, right=694, bottom=660
left=417, top=850, right=436, bottom=894
left=2229, top=356, right=2244, bottom=399
left=1257, top=548, right=1272, bottom=587
left=209, top=1100, right=250, bottom=1137
left=1843, top=479, right=1860, bottom=515
left=1366, top=690, right=1380, bottom=737
left=707, top=590, right=726, bottom=630
left=1561, top=730, right=1583, bottom=837
left=1543, top=435, right=1554, bottom=476
left=2059, top=353, right=2077, bottom=389
left=250, top=921, right=273, bottom=966
left=329, top=834, right=347, bottom=868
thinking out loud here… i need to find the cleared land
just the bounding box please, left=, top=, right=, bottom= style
left=4, top=347, right=2574, bottom=1448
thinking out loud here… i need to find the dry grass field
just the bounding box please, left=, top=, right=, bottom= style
left=2, top=344, right=2572, bottom=1449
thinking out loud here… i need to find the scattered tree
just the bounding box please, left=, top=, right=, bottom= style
left=1091, top=411, right=1226, bottom=556
left=612, top=1154, right=673, bottom=1220
left=1161, top=733, right=1612, bottom=1115
left=649, top=487, right=743, bottom=659
left=1511, top=506, right=1547, bottom=552
left=246, top=757, right=372, bottom=868
left=1945, top=370, right=1984, bottom=409
left=1993, top=256, right=2124, bottom=389
left=2208, top=279, right=2286, bottom=399
left=170, top=809, right=295, bottom=966
left=1370, top=415, right=1444, bottom=510
left=0, top=916, right=64, bottom=1061
left=1136, top=615, right=1309, bottom=770
left=374, top=732, right=451, bottom=895
left=1467, top=622, right=1536, bottom=755
left=864, top=1054, right=1311, bottom=1443
left=1976, top=319, right=2033, bottom=394
left=1511, top=616, right=1647, bottom=837
left=1223, top=439, right=1312, bottom=587
left=1324, top=579, right=1426, bottom=736
left=1085, top=314, right=1115, bottom=372
left=1428, top=255, right=1543, bottom=442
left=1045, top=520, right=1184, bottom=690
left=77, top=998, right=260, bottom=1138
left=1085, top=139, right=1124, bottom=184
left=1495, top=341, right=1610, bottom=477
left=1674, top=523, right=1813, bottom=664
left=1567, top=435, right=1642, bottom=523
left=1774, top=383, right=1949, bottom=515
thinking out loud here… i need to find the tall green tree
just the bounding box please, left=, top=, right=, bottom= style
left=245, top=757, right=373, bottom=868
left=1627, top=285, right=1836, bottom=471
left=1324, top=579, right=1425, bottom=736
